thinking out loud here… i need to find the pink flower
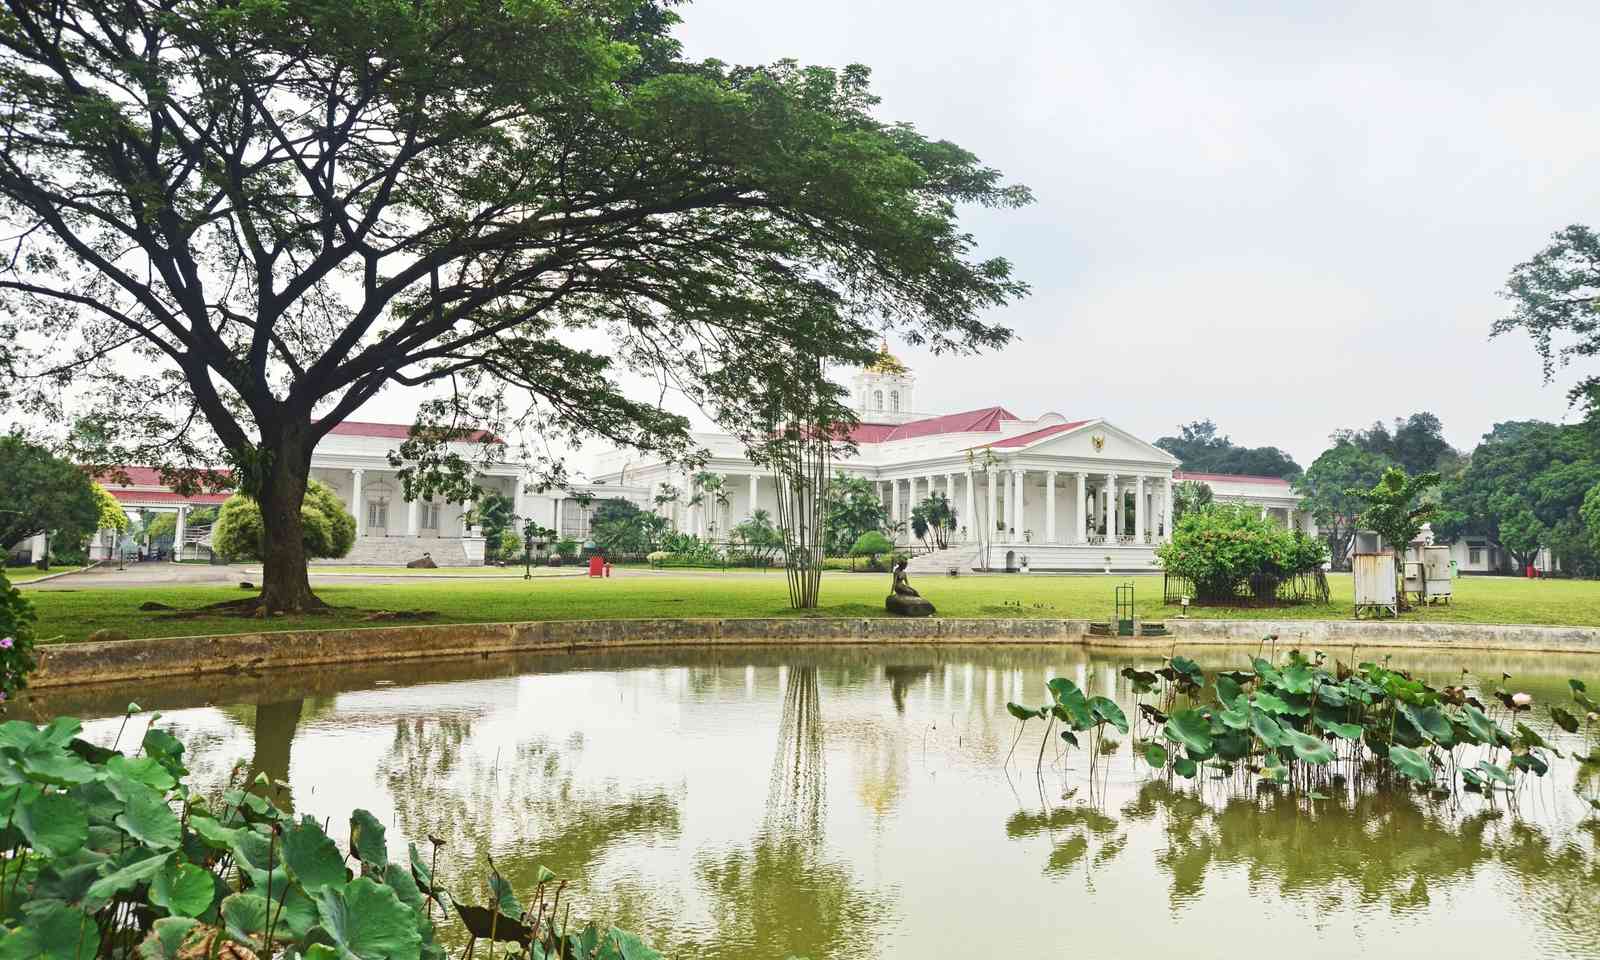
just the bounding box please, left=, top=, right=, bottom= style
left=0, top=637, right=12, bottom=649
left=1511, top=692, right=1532, bottom=708
left=0, top=691, right=8, bottom=703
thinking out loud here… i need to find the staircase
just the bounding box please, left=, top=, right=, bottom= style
left=905, top=544, right=979, bottom=575
left=324, top=536, right=480, bottom=567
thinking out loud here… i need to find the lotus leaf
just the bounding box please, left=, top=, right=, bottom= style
left=136, top=917, right=200, bottom=960
left=1120, top=667, right=1159, bottom=693
left=1164, top=709, right=1214, bottom=755
left=1388, top=745, right=1433, bottom=783
left=1251, top=657, right=1283, bottom=686
left=116, top=785, right=182, bottom=850
left=1144, top=742, right=1168, bottom=769
left=1510, top=751, right=1549, bottom=776
left=1279, top=663, right=1315, bottom=695
left=1046, top=678, right=1093, bottom=729
left=139, top=728, right=187, bottom=778
left=107, top=756, right=177, bottom=792
left=1215, top=674, right=1244, bottom=707
left=351, top=809, right=389, bottom=868
left=0, top=900, right=100, bottom=960
left=1514, top=722, right=1561, bottom=756
left=285, top=816, right=348, bottom=893
left=83, top=852, right=168, bottom=912
left=1250, top=709, right=1286, bottom=748
left=1060, top=729, right=1080, bottom=748
left=1400, top=704, right=1455, bottom=747
left=1169, top=655, right=1204, bottom=686
left=17, top=790, right=87, bottom=857
left=1282, top=729, right=1335, bottom=764
left=19, top=748, right=98, bottom=786
left=1087, top=696, right=1129, bottom=734
left=1550, top=706, right=1580, bottom=734
left=148, top=858, right=215, bottom=918
left=1476, top=761, right=1514, bottom=786
left=317, top=876, right=425, bottom=960
left=1212, top=730, right=1252, bottom=762
left=1005, top=702, right=1039, bottom=722
left=1173, top=756, right=1199, bottom=778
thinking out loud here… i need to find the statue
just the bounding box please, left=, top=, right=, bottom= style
left=885, top=557, right=935, bottom=616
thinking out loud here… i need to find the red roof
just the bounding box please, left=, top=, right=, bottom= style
left=328, top=421, right=500, bottom=443
left=847, top=406, right=1019, bottom=444
left=985, top=419, right=1093, bottom=449
left=1173, top=471, right=1293, bottom=486
left=107, top=489, right=230, bottom=506
left=92, top=466, right=232, bottom=489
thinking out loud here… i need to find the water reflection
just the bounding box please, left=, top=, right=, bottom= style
left=40, top=644, right=1600, bottom=960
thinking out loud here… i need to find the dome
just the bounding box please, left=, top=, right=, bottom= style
left=864, top=338, right=910, bottom=376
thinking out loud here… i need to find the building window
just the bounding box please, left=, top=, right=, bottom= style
left=1469, top=547, right=1482, bottom=565
left=890, top=390, right=900, bottom=412
left=367, top=501, right=388, bottom=531
left=873, top=390, right=884, bottom=411
left=422, top=501, right=440, bottom=530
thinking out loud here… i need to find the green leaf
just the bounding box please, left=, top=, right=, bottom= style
left=221, top=893, right=271, bottom=947
left=1087, top=696, right=1129, bottom=735
left=17, top=791, right=88, bottom=857
left=284, top=816, right=347, bottom=893
left=1401, top=704, right=1455, bottom=747
left=1005, top=702, right=1036, bottom=722
left=84, top=853, right=168, bottom=912
left=1458, top=705, right=1506, bottom=746
left=604, top=928, right=661, bottom=960
left=140, top=728, right=187, bottom=778
left=107, top=756, right=177, bottom=792
left=1252, top=691, right=1292, bottom=716
left=188, top=815, right=240, bottom=852
left=1172, top=757, right=1198, bottom=778
left=1319, top=719, right=1364, bottom=741
left=1388, top=745, right=1433, bottom=783
left=1570, top=678, right=1587, bottom=694
left=1282, top=729, right=1335, bottom=764
left=1218, top=699, right=1251, bottom=731
left=151, top=858, right=215, bottom=918
left=1476, top=761, right=1514, bottom=786
left=316, top=876, right=424, bottom=960
left=1212, top=730, right=1252, bottom=762
left=19, top=749, right=99, bottom=786
left=350, top=809, right=389, bottom=867
left=0, top=900, right=100, bottom=960
left=116, top=785, right=182, bottom=850
left=1045, top=677, right=1092, bottom=729
left=1550, top=706, right=1581, bottom=734
left=137, top=918, right=199, bottom=960
left=1163, top=709, right=1214, bottom=755
left=1214, top=674, right=1244, bottom=708
left=1279, top=663, right=1314, bottom=695
left=1510, top=750, right=1549, bottom=776
left=1249, top=708, right=1286, bottom=748
left=1143, top=741, right=1168, bottom=769
left=1515, top=722, right=1562, bottom=757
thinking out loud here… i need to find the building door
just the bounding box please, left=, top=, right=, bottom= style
left=366, top=499, right=389, bottom=538
left=421, top=501, right=440, bottom=538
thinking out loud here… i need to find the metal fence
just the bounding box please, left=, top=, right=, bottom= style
left=1163, top=569, right=1330, bottom=606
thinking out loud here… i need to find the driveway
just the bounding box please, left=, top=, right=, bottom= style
left=18, top=562, right=250, bottom=590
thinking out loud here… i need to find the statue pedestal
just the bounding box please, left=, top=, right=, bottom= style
left=886, top=593, right=935, bottom=617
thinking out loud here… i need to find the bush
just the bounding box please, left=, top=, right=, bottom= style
left=212, top=480, right=356, bottom=561
left=0, top=714, right=662, bottom=960
left=1156, top=503, right=1328, bottom=603
left=555, top=537, right=580, bottom=558
left=0, top=565, right=38, bottom=704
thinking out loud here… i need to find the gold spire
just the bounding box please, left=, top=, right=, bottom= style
left=865, top=338, right=909, bottom=376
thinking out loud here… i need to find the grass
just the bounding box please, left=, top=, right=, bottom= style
left=22, top=571, right=1600, bottom=645
left=301, top=565, right=581, bottom=577
left=3, top=564, right=86, bottom=584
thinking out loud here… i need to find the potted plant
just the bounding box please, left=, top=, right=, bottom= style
left=1019, top=554, right=1031, bottom=574
left=1103, top=554, right=1112, bottom=574
left=1024, top=529, right=1033, bottom=543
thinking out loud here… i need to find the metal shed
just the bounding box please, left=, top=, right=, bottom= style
left=1353, top=553, right=1398, bottom=618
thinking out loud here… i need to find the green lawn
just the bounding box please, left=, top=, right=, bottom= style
left=3, top=564, right=85, bottom=584
left=301, top=565, right=581, bottom=577
left=23, top=571, right=1600, bottom=645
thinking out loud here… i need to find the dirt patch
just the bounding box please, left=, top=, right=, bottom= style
left=138, top=601, right=176, bottom=612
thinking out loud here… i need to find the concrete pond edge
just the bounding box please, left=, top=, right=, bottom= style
left=31, top=615, right=1600, bottom=689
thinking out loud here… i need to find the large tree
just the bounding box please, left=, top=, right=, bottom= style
left=1496, top=224, right=1600, bottom=423
left=1293, top=441, right=1392, bottom=570
left=1433, top=420, right=1599, bottom=572
left=1155, top=420, right=1301, bottom=479
left=0, top=0, right=1028, bottom=612
left=0, top=434, right=99, bottom=552
left=1331, top=412, right=1459, bottom=477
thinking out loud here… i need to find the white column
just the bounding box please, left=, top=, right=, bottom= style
left=748, top=474, right=759, bottom=519
left=407, top=495, right=420, bottom=536
left=173, top=506, right=188, bottom=560
left=892, top=479, right=902, bottom=531
left=352, top=468, right=365, bottom=538
left=986, top=469, right=998, bottom=540
left=1045, top=471, right=1057, bottom=543
left=512, top=478, right=526, bottom=524
left=1075, top=472, right=1088, bottom=543
left=553, top=498, right=564, bottom=537
left=963, top=470, right=975, bottom=540
left=1261, top=504, right=1269, bottom=521
left=1135, top=475, right=1146, bottom=544
left=1103, top=472, right=1116, bottom=541
left=1010, top=468, right=1023, bottom=537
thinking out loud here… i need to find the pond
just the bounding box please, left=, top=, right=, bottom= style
left=25, top=644, right=1600, bottom=960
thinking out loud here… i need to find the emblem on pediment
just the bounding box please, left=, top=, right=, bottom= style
left=1091, top=434, right=1105, bottom=452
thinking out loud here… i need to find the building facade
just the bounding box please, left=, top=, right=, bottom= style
left=590, top=350, right=1312, bottom=572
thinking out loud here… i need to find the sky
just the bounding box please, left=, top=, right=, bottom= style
left=571, top=0, right=1598, bottom=469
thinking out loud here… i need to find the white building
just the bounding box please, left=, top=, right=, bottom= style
left=590, top=348, right=1312, bottom=572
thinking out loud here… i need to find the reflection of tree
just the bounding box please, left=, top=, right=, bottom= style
left=1119, top=779, right=1600, bottom=939
left=245, top=699, right=304, bottom=812
left=767, top=666, right=826, bottom=840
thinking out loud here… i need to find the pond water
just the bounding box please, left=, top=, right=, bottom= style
left=26, top=644, right=1600, bottom=960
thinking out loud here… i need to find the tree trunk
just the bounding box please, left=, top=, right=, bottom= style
left=255, top=420, right=324, bottom=613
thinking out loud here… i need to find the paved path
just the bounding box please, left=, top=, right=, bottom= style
left=19, top=561, right=596, bottom=590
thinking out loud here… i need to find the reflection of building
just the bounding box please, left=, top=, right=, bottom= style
left=591, top=347, right=1313, bottom=571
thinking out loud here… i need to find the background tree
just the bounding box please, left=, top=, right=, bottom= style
left=0, top=0, right=1027, bottom=613
left=821, top=473, right=890, bottom=556
left=729, top=509, right=784, bottom=567
left=1433, top=421, right=1599, bottom=573
left=1156, top=420, right=1301, bottom=479
left=473, top=491, right=515, bottom=562
left=1169, top=480, right=1214, bottom=524
left=1294, top=442, right=1393, bottom=570
left=1331, top=412, right=1460, bottom=477
left=910, top=492, right=956, bottom=550
left=688, top=474, right=731, bottom=539
left=0, top=435, right=98, bottom=555
left=1497, top=509, right=1548, bottom=572
left=1583, top=486, right=1600, bottom=563
left=212, top=480, right=355, bottom=563
left=1350, top=467, right=1440, bottom=610
left=1495, top=224, right=1600, bottom=424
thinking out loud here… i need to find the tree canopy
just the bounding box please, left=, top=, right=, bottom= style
left=1155, top=420, right=1301, bottom=479
left=1433, top=420, right=1599, bottom=570
left=1331, top=412, right=1459, bottom=477
left=1496, top=224, right=1600, bottom=420
left=211, top=480, right=356, bottom=562
left=822, top=473, right=890, bottom=556
left=0, top=0, right=1028, bottom=610
left=1350, top=467, right=1440, bottom=608
left=0, top=435, right=99, bottom=550
left=1293, top=442, right=1393, bottom=570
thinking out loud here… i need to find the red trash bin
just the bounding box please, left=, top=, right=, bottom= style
left=588, top=555, right=604, bottom=577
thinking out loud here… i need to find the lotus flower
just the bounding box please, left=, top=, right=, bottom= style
left=0, top=636, right=11, bottom=649
left=1511, top=692, right=1532, bottom=709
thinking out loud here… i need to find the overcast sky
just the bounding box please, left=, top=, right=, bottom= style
left=367, top=0, right=1599, bottom=470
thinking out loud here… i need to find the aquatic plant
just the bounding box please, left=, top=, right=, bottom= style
left=0, top=712, right=660, bottom=959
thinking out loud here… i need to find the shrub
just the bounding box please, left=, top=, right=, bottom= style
left=0, top=714, right=662, bottom=959
left=556, top=537, right=580, bottom=558
left=212, top=480, right=356, bottom=561
left=1156, top=503, right=1328, bottom=603
left=0, top=565, right=38, bottom=705
left=647, top=550, right=671, bottom=565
